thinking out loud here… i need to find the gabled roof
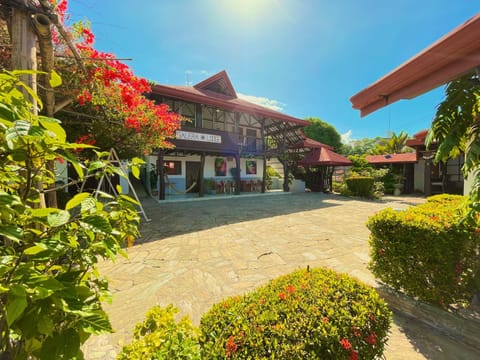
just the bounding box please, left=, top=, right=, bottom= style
left=290, top=131, right=334, bottom=150
left=350, top=14, right=480, bottom=116
left=366, top=153, right=417, bottom=164
left=151, top=71, right=307, bottom=126
left=193, top=70, right=237, bottom=98
left=406, top=129, right=429, bottom=147
left=298, top=147, right=352, bottom=166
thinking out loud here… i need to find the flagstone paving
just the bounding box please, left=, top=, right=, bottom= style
left=83, top=192, right=479, bottom=359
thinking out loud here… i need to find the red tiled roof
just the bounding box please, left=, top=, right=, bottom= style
left=406, top=129, right=429, bottom=147
left=298, top=147, right=352, bottom=166
left=151, top=70, right=308, bottom=126
left=351, top=14, right=480, bottom=116
left=290, top=131, right=334, bottom=150
left=366, top=153, right=417, bottom=164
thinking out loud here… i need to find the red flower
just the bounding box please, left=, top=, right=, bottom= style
left=278, top=292, right=287, bottom=300
left=225, top=335, right=238, bottom=357
left=322, top=317, right=329, bottom=323
left=340, top=338, right=352, bottom=351
left=365, top=332, right=377, bottom=345
left=286, top=285, right=296, bottom=294
left=350, top=350, right=359, bottom=360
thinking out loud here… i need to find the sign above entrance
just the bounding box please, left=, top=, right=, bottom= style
left=176, top=130, right=222, bottom=144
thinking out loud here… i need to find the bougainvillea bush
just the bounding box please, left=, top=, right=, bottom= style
left=199, top=268, right=391, bottom=359
left=368, top=194, right=480, bottom=308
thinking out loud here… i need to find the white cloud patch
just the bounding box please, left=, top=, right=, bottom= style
left=237, top=93, right=286, bottom=112
left=341, top=130, right=354, bottom=144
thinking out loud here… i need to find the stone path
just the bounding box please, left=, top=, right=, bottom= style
left=83, top=192, right=479, bottom=359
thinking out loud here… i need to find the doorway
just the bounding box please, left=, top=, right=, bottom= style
left=186, top=161, right=200, bottom=193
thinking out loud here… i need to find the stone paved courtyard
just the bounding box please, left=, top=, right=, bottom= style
left=83, top=192, right=478, bottom=359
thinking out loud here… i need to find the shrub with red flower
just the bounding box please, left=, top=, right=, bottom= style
left=365, top=332, right=377, bottom=345
left=340, top=338, right=352, bottom=351
left=225, top=335, right=238, bottom=357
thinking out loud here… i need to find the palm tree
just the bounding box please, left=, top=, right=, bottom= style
left=371, top=131, right=412, bottom=154
left=427, top=71, right=480, bottom=216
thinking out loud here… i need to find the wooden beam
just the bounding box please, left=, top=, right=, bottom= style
left=199, top=152, right=205, bottom=197
left=157, top=152, right=165, bottom=200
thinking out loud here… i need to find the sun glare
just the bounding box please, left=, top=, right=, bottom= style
left=227, top=0, right=272, bottom=20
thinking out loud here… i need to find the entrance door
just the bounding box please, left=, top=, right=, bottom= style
left=185, top=161, right=200, bottom=193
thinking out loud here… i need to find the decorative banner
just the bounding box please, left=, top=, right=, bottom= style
left=215, top=158, right=227, bottom=176
left=246, top=159, right=257, bottom=175
left=176, top=130, right=222, bottom=144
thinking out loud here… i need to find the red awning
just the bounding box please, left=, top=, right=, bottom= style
left=350, top=14, right=480, bottom=117
left=298, top=147, right=352, bottom=166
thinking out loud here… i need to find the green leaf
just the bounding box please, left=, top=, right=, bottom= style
left=66, top=192, right=91, bottom=211
left=81, top=215, right=112, bottom=234
left=37, top=315, right=54, bottom=335
left=49, top=69, right=62, bottom=88
left=88, top=161, right=106, bottom=172
left=61, top=151, right=85, bottom=179
left=24, top=242, right=49, bottom=255
left=81, top=197, right=97, bottom=212
left=7, top=285, right=27, bottom=326
left=0, top=192, right=21, bottom=206
left=0, top=225, right=23, bottom=242
left=131, top=165, right=140, bottom=179
left=29, top=207, right=59, bottom=218
left=82, top=311, right=113, bottom=334
left=47, top=210, right=71, bottom=227
left=39, top=116, right=66, bottom=142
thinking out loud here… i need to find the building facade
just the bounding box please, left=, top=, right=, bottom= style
left=146, top=70, right=308, bottom=199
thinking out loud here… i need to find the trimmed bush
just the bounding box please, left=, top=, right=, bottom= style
left=367, top=194, right=480, bottom=307
left=346, top=176, right=375, bottom=197
left=117, top=305, right=200, bottom=360
left=199, top=267, right=392, bottom=359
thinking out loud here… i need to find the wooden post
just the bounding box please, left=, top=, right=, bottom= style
left=234, top=153, right=241, bottom=195
left=11, top=1, right=38, bottom=110
left=424, top=158, right=432, bottom=196
left=260, top=118, right=266, bottom=193
left=157, top=152, right=165, bottom=200
left=199, top=152, right=205, bottom=197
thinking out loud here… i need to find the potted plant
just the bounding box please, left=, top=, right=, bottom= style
left=392, top=173, right=404, bottom=196
left=204, top=178, right=216, bottom=195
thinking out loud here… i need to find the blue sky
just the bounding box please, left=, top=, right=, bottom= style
left=68, top=0, right=479, bottom=142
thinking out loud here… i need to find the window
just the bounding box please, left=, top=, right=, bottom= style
left=202, top=106, right=214, bottom=129
left=164, top=161, right=181, bottom=175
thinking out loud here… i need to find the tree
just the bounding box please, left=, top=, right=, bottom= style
left=427, top=71, right=480, bottom=216
left=303, top=117, right=342, bottom=151
left=0, top=71, right=141, bottom=359
left=1, top=0, right=182, bottom=158
left=341, top=137, right=383, bottom=156
left=373, top=131, right=412, bottom=155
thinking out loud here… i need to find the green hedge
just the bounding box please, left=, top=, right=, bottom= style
left=346, top=176, right=375, bottom=197
left=117, top=305, right=200, bottom=360
left=367, top=194, right=480, bottom=307
left=199, top=267, right=391, bottom=359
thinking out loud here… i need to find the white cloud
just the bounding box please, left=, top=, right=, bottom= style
left=237, top=93, right=286, bottom=112
left=341, top=130, right=354, bottom=144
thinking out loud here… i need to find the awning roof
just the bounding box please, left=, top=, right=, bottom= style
left=350, top=14, right=480, bottom=117
left=366, top=153, right=417, bottom=165
left=298, top=147, right=352, bottom=166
